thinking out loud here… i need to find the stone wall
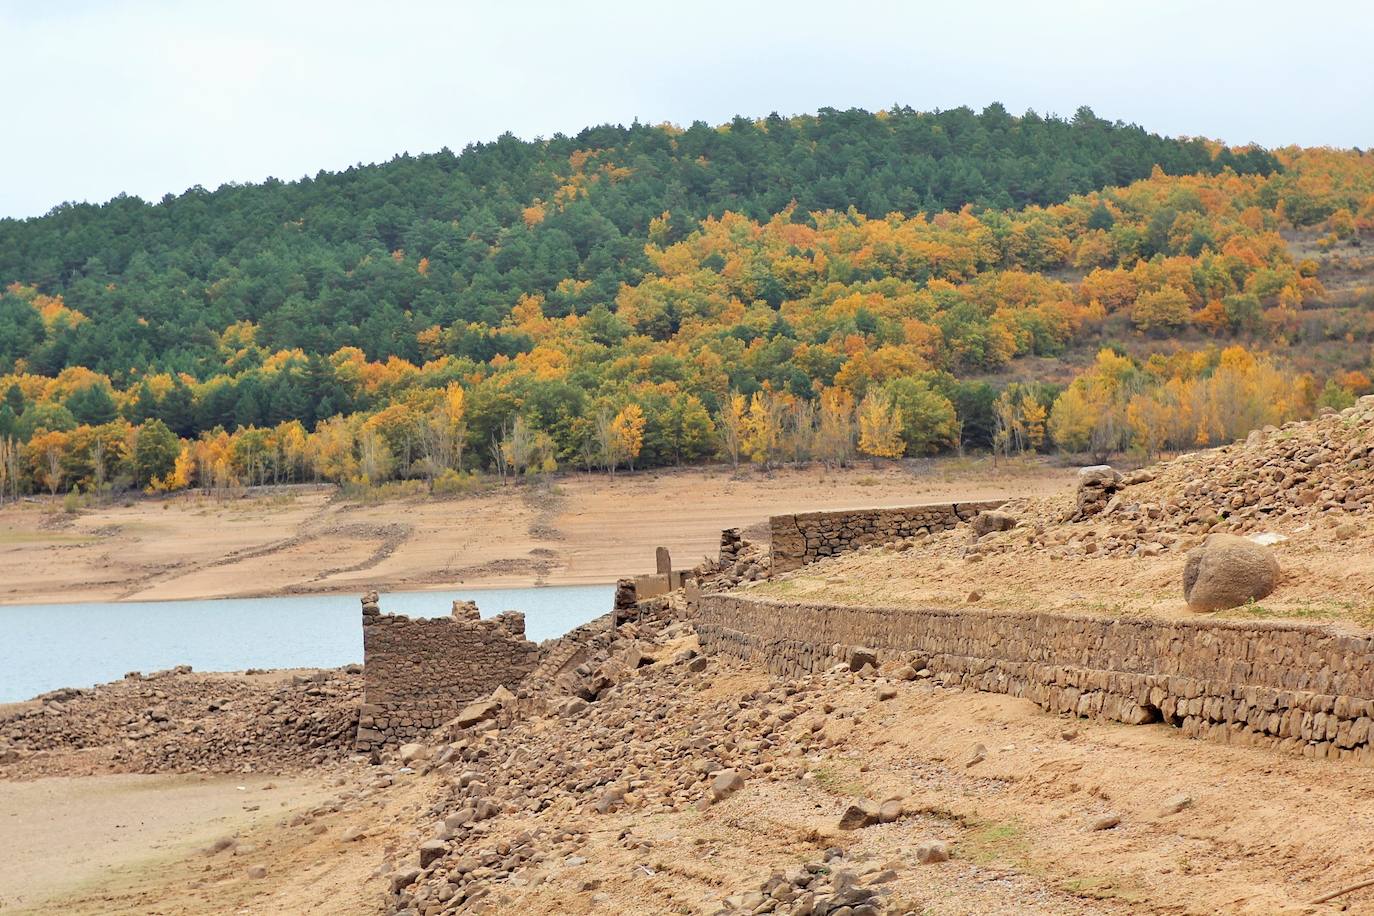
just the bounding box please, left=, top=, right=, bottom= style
left=769, top=501, right=1003, bottom=573
left=355, top=596, right=540, bottom=751
left=692, top=593, right=1374, bottom=764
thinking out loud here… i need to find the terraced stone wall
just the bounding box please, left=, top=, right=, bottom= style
left=692, top=593, right=1374, bottom=764
left=769, top=501, right=1003, bottom=573
left=355, top=608, right=539, bottom=751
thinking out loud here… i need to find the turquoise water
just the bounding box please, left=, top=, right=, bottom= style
left=0, top=585, right=613, bottom=703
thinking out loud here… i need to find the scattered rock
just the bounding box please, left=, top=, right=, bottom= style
left=847, top=647, right=879, bottom=672
left=838, top=803, right=877, bottom=830
left=1159, top=793, right=1193, bottom=815
left=418, top=839, right=448, bottom=868
left=398, top=742, right=431, bottom=764
left=914, top=839, right=950, bottom=864
left=970, top=510, right=1017, bottom=537
left=709, top=769, right=745, bottom=803
left=877, top=798, right=903, bottom=824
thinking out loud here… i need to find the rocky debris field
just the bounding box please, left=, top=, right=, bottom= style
left=982, top=397, right=1374, bottom=561
left=243, top=598, right=1374, bottom=916
left=11, top=590, right=1374, bottom=913
left=0, top=666, right=361, bottom=778
left=753, top=399, right=1374, bottom=623
left=349, top=616, right=1098, bottom=916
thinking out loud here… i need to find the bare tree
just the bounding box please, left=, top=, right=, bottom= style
left=815, top=389, right=856, bottom=468
left=357, top=428, right=394, bottom=485
left=91, top=438, right=106, bottom=494
left=489, top=426, right=510, bottom=483
left=785, top=398, right=817, bottom=465
left=504, top=415, right=535, bottom=477
left=714, top=395, right=744, bottom=470
left=0, top=437, right=14, bottom=503
left=594, top=407, right=624, bottom=475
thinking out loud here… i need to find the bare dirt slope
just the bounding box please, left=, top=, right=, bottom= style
left=0, top=772, right=338, bottom=914
left=757, top=398, right=1374, bottom=628
left=17, top=642, right=1374, bottom=915
left=0, top=460, right=1072, bottom=605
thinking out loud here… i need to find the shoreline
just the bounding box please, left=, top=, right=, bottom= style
left=1, top=461, right=1076, bottom=608
left=0, top=575, right=618, bottom=609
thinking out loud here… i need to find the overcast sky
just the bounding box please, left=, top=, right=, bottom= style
left=2, top=0, right=1370, bottom=219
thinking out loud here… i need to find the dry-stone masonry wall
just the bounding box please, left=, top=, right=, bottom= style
left=356, top=594, right=539, bottom=751
left=769, top=501, right=1003, bottom=573
left=693, top=593, right=1374, bottom=764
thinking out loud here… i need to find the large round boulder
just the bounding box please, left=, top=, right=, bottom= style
left=1182, top=534, right=1280, bottom=612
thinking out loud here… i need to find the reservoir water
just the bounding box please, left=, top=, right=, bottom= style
left=0, top=584, right=614, bottom=703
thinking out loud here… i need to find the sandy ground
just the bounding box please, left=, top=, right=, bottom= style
left=14, top=658, right=1374, bottom=915
left=0, top=772, right=341, bottom=914
left=752, top=495, right=1374, bottom=629
left=0, top=460, right=1074, bottom=605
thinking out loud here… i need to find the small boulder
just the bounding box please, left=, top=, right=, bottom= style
left=709, top=769, right=745, bottom=803
left=418, top=840, right=448, bottom=868
left=914, top=839, right=950, bottom=864
left=1159, top=793, right=1193, bottom=816
left=246, top=865, right=268, bottom=879
left=847, top=647, right=878, bottom=672
left=1088, top=813, right=1121, bottom=831
left=877, top=798, right=903, bottom=824
left=1182, top=534, right=1280, bottom=612
left=838, top=803, right=878, bottom=830
left=451, top=698, right=500, bottom=729
left=1077, top=465, right=1120, bottom=488
left=398, top=743, right=431, bottom=764
left=970, top=510, right=1017, bottom=538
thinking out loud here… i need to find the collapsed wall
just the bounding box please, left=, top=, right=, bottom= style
left=693, top=592, right=1374, bottom=764
left=769, top=501, right=1003, bottom=573
left=355, top=593, right=539, bottom=751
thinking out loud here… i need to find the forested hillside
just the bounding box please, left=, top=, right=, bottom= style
left=1, top=104, right=1372, bottom=498
left=1, top=105, right=1276, bottom=376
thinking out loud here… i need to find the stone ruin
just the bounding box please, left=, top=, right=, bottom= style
left=630, top=545, right=688, bottom=601
left=768, top=500, right=1003, bottom=573
left=351, top=502, right=1011, bottom=752
left=355, top=591, right=539, bottom=751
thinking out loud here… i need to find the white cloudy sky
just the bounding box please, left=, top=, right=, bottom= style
left=2, top=0, right=1370, bottom=218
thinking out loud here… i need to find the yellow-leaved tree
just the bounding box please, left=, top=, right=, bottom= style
left=743, top=390, right=786, bottom=467
left=611, top=404, right=646, bottom=472
left=856, top=392, right=904, bottom=460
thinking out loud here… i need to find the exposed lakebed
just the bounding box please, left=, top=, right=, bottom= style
left=0, top=585, right=613, bottom=703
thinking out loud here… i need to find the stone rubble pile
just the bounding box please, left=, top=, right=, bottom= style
left=799, top=397, right=1374, bottom=568
left=368, top=610, right=937, bottom=915
left=709, top=849, right=906, bottom=915
left=0, top=665, right=361, bottom=776
left=694, top=529, right=772, bottom=590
